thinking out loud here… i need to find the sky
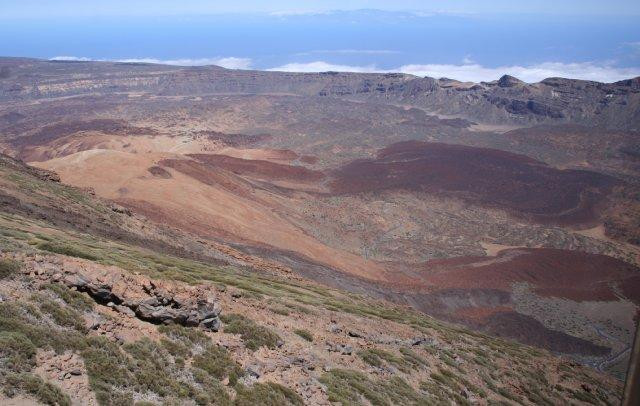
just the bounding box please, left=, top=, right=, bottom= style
left=1, top=1, right=640, bottom=82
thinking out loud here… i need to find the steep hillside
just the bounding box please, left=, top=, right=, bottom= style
left=0, top=156, right=625, bottom=405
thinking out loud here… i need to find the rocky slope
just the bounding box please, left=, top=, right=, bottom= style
left=1, top=57, right=639, bottom=392
left=0, top=177, right=625, bottom=405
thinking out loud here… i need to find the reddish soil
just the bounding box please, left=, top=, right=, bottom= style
left=330, top=141, right=618, bottom=225
left=419, top=248, right=640, bottom=303
left=9, top=119, right=157, bottom=148
left=185, top=153, right=325, bottom=183
left=158, top=159, right=257, bottom=197
left=480, top=311, right=611, bottom=356
left=147, top=165, right=172, bottom=179
left=453, top=305, right=514, bottom=322
left=195, top=130, right=272, bottom=147
left=299, top=155, right=319, bottom=164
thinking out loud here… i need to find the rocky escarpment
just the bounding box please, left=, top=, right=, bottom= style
left=28, top=255, right=223, bottom=332
left=1, top=58, right=638, bottom=129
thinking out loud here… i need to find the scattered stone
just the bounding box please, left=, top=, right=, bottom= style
left=114, top=305, right=136, bottom=318
left=326, top=342, right=353, bottom=355
left=199, top=317, right=221, bottom=332
left=246, top=364, right=261, bottom=378
left=410, top=337, right=438, bottom=347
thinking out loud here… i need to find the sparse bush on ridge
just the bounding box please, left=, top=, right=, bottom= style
left=293, top=328, right=313, bottom=342
left=221, top=313, right=281, bottom=351
left=358, top=348, right=413, bottom=372
left=320, top=368, right=412, bottom=405
left=35, top=295, right=87, bottom=332
left=270, top=306, right=290, bottom=316
left=0, top=258, right=21, bottom=279
left=191, top=368, right=231, bottom=406
left=3, top=372, right=71, bottom=406
left=43, top=283, right=94, bottom=311
left=192, top=344, right=243, bottom=385
left=0, top=331, right=37, bottom=373
left=234, top=382, right=303, bottom=406
left=36, top=242, right=98, bottom=261
left=158, top=324, right=210, bottom=349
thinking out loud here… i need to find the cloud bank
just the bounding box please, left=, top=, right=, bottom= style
left=270, top=61, right=640, bottom=83
left=50, top=56, right=640, bottom=83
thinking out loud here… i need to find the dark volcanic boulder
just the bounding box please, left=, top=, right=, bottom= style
left=59, top=267, right=222, bottom=331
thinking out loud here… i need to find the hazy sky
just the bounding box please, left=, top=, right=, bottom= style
left=3, top=0, right=640, bottom=17
left=1, top=1, right=639, bottom=82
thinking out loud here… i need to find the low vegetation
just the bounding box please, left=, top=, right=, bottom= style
left=192, top=345, right=243, bottom=385
left=43, top=283, right=94, bottom=312
left=320, top=369, right=429, bottom=405
left=234, top=382, right=303, bottom=406
left=36, top=242, right=98, bottom=261
left=0, top=210, right=624, bottom=406
left=221, top=313, right=281, bottom=351
left=4, top=373, right=71, bottom=406
left=0, top=258, right=21, bottom=279
left=293, top=328, right=313, bottom=342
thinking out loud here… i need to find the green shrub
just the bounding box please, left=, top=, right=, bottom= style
left=191, top=368, right=231, bottom=406
left=220, top=314, right=280, bottom=351
left=234, top=382, right=303, bottom=406
left=124, top=338, right=193, bottom=398
left=82, top=336, right=134, bottom=400
left=357, top=348, right=410, bottom=372
left=37, top=242, right=98, bottom=261
left=160, top=338, right=190, bottom=358
left=3, top=373, right=71, bottom=406
left=270, top=306, right=290, bottom=316
left=36, top=296, right=87, bottom=332
left=158, top=324, right=209, bottom=349
left=0, top=258, right=21, bottom=279
left=0, top=302, right=86, bottom=354
left=293, top=329, right=313, bottom=342
left=380, top=377, right=423, bottom=405
left=43, top=284, right=94, bottom=311
left=358, top=349, right=383, bottom=368
left=320, top=369, right=387, bottom=405
left=192, top=345, right=243, bottom=385
left=0, top=331, right=37, bottom=372
left=399, top=347, right=428, bottom=369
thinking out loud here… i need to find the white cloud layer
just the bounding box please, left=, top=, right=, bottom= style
left=50, top=56, right=92, bottom=61
left=269, top=61, right=640, bottom=83
left=268, top=61, right=378, bottom=73
left=49, top=57, right=640, bottom=83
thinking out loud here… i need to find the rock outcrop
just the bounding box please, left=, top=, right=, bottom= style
left=39, top=258, right=223, bottom=331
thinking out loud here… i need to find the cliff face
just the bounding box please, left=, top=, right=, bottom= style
left=2, top=58, right=639, bottom=129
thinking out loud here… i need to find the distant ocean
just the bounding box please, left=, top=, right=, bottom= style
left=1, top=10, right=638, bottom=71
